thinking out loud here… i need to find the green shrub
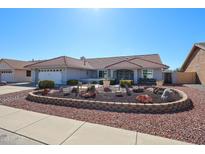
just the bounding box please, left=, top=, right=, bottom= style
left=38, top=80, right=55, bottom=89
left=99, top=80, right=103, bottom=85
left=120, top=80, right=133, bottom=87
left=138, top=78, right=156, bottom=85
left=67, top=80, right=79, bottom=86
left=109, top=80, right=116, bottom=85
left=99, top=80, right=116, bottom=85
left=91, top=81, right=98, bottom=84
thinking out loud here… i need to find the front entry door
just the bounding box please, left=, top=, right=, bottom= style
left=164, top=73, right=172, bottom=84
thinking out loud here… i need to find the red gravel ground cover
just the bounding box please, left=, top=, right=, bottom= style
left=0, top=86, right=205, bottom=144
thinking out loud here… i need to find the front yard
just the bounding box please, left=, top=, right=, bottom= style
left=1, top=86, right=205, bottom=144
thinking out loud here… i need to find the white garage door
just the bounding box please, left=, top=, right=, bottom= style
left=38, top=69, right=63, bottom=84
left=0, top=70, right=14, bottom=82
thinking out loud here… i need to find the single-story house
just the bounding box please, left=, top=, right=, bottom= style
left=25, top=54, right=169, bottom=85
left=181, top=42, right=205, bottom=84
left=0, top=58, right=34, bottom=83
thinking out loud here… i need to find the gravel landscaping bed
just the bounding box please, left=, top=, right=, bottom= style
left=0, top=86, right=205, bottom=144
left=45, top=89, right=181, bottom=104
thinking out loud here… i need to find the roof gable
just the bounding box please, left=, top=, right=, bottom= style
left=105, top=60, right=142, bottom=69
left=181, top=42, right=205, bottom=71
left=87, top=54, right=168, bottom=69
left=0, top=60, right=13, bottom=70
left=0, top=59, right=35, bottom=70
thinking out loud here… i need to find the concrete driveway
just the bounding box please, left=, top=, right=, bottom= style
left=184, top=84, right=205, bottom=91
left=0, top=83, right=35, bottom=95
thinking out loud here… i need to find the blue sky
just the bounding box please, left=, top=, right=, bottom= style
left=0, top=9, right=205, bottom=69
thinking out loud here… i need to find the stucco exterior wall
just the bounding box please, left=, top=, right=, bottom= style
left=31, top=69, right=40, bottom=84
left=87, top=70, right=97, bottom=78
left=31, top=67, right=164, bottom=85
left=66, top=68, right=97, bottom=80
left=172, top=72, right=196, bottom=84
left=137, top=68, right=163, bottom=81
left=31, top=68, right=95, bottom=84
left=31, top=70, right=36, bottom=83
left=0, top=61, right=31, bottom=82
left=133, top=70, right=138, bottom=84
left=153, top=69, right=163, bottom=80
left=185, top=48, right=205, bottom=84
left=14, top=70, right=32, bottom=82
left=66, top=68, right=88, bottom=80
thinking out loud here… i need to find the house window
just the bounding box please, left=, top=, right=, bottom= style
left=99, top=70, right=104, bottom=78
left=99, top=70, right=108, bottom=78
left=26, top=70, right=31, bottom=77
left=142, top=69, right=153, bottom=79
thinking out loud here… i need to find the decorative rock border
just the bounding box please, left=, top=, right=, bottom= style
left=26, top=88, right=193, bottom=113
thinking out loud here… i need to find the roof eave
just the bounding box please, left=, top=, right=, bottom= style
left=180, top=44, right=199, bottom=72
left=26, top=65, right=95, bottom=70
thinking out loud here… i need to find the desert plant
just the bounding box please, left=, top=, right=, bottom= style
left=125, top=85, right=132, bottom=96
left=87, top=85, right=96, bottom=93
left=136, top=95, right=153, bottom=103
left=120, top=80, right=133, bottom=87
left=42, top=88, right=50, bottom=95
left=71, top=87, right=78, bottom=93
left=104, top=87, right=112, bottom=92
left=81, top=85, right=96, bottom=98
left=67, top=80, right=79, bottom=86
left=156, top=80, right=164, bottom=86
left=38, top=80, right=55, bottom=89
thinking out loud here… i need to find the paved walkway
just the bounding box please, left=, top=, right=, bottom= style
left=0, top=105, right=190, bottom=145
left=0, top=128, right=42, bottom=145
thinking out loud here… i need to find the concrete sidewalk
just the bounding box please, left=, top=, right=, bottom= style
left=0, top=105, right=191, bottom=145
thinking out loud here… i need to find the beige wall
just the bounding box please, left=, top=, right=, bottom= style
left=174, top=72, right=196, bottom=84
left=14, top=70, right=32, bottom=82
left=0, top=61, right=31, bottom=82
left=185, top=48, right=205, bottom=84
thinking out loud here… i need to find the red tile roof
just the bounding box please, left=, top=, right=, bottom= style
left=25, top=56, right=94, bottom=70
left=87, top=54, right=168, bottom=69
left=0, top=59, right=37, bottom=70
left=25, top=54, right=169, bottom=70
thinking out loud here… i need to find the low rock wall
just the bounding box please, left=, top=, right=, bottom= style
left=26, top=88, right=193, bottom=113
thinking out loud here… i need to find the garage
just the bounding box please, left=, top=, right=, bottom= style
left=38, top=69, right=63, bottom=84
left=0, top=70, right=14, bottom=82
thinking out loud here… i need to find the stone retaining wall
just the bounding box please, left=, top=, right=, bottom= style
left=26, top=88, right=193, bottom=113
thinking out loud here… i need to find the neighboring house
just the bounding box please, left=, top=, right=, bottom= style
left=25, top=54, right=168, bottom=85
left=181, top=42, right=205, bottom=84
left=0, top=59, right=34, bottom=83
